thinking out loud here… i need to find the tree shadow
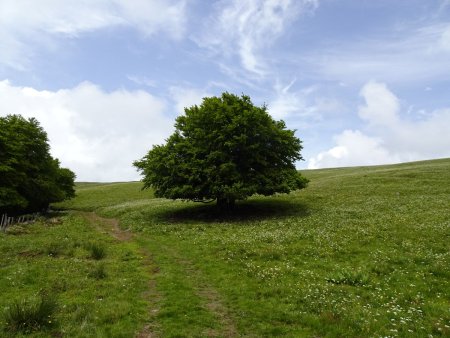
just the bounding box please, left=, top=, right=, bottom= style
left=155, top=198, right=310, bottom=224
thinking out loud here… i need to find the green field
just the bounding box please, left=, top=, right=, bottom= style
left=2, top=158, right=449, bottom=337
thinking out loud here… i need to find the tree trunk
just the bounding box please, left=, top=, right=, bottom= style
left=216, top=197, right=235, bottom=211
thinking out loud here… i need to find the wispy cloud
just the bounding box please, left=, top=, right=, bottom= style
left=196, top=0, right=318, bottom=78
left=266, top=79, right=343, bottom=127
left=0, top=0, right=187, bottom=69
left=438, top=0, right=450, bottom=13
left=268, top=79, right=304, bottom=119
left=439, top=25, right=450, bottom=50
left=127, top=75, right=157, bottom=88
left=307, top=22, right=450, bottom=84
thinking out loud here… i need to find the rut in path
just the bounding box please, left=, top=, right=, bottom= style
left=156, top=241, right=239, bottom=338
left=80, top=211, right=238, bottom=337
left=184, top=260, right=238, bottom=337
left=80, top=212, right=161, bottom=337
left=81, top=211, right=132, bottom=241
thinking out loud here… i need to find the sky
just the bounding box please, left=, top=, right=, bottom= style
left=1, top=0, right=449, bottom=182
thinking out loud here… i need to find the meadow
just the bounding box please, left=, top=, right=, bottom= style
left=1, top=158, right=449, bottom=337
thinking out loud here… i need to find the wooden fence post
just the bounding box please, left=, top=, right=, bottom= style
left=1, top=212, right=41, bottom=232
left=1, top=213, right=8, bottom=232
left=0, top=213, right=5, bottom=232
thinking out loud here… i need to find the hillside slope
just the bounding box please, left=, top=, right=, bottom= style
left=55, top=158, right=450, bottom=337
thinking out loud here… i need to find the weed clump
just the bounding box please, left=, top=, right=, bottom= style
left=3, top=292, right=57, bottom=334
left=87, top=242, right=106, bottom=260
left=46, top=242, right=63, bottom=257
left=326, top=270, right=369, bottom=286
left=88, top=263, right=107, bottom=279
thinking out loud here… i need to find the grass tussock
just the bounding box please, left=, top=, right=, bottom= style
left=4, top=292, right=57, bottom=334
left=88, top=263, right=107, bottom=279
left=87, top=242, right=106, bottom=260
left=45, top=242, right=63, bottom=257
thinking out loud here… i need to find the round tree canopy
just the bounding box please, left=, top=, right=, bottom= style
left=134, top=93, right=308, bottom=208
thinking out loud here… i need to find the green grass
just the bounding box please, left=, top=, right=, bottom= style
left=53, top=181, right=150, bottom=211
left=0, top=213, right=149, bottom=337
left=8, top=158, right=450, bottom=337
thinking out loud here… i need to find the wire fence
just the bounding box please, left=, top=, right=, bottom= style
left=0, top=213, right=39, bottom=232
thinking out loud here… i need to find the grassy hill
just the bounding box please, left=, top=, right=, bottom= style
left=2, top=158, right=449, bottom=337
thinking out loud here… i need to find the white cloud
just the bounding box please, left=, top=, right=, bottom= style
left=0, top=0, right=187, bottom=69
left=197, top=0, right=318, bottom=77
left=0, top=80, right=173, bottom=182
left=308, top=130, right=396, bottom=169
left=358, top=81, right=400, bottom=127
left=308, top=81, right=450, bottom=168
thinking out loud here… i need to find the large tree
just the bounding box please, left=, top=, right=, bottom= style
left=134, top=93, right=308, bottom=209
left=0, top=114, right=76, bottom=214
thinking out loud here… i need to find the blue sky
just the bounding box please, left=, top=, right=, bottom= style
left=1, top=0, right=449, bottom=181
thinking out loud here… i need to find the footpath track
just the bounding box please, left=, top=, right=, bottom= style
left=79, top=211, right=238, bottom=337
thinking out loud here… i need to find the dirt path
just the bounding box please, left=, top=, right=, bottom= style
left=80, top=211, right=238, bottom=337
left=80, top=211, right=132, bottom=241
left=159, top=243, right=238, bottom=337
left=79, top=212, right=161, bottom=337
left=194, top=272, right=238, bottom=337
